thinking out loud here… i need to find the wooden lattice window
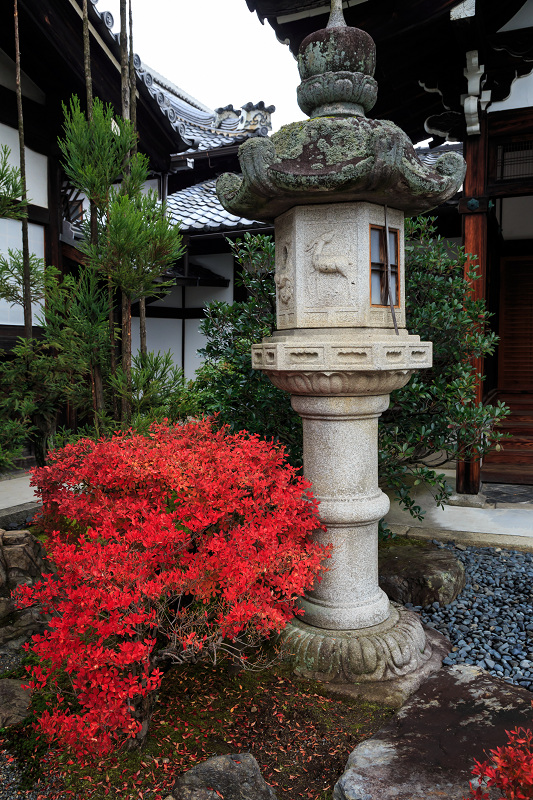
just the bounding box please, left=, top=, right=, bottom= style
left=370, top=225, right=399, bottom=306
left=496, top=141, right=533, bottom=181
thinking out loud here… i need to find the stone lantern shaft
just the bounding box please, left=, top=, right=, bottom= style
left=217, top=0, right=465, bottom=705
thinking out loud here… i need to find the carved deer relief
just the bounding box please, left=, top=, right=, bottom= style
left=307, top=231, right=348, bottom=276
left=306, top=230, right=352, bottom=307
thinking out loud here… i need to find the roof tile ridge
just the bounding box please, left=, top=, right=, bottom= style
left=139, top=62, right=214, bottom=115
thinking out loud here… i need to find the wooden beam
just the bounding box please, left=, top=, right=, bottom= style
left=46, top=157, right=62, bottom=270
left=456, top=118, right=488, bottom=495
left=61, top=242, right=85, bottom=264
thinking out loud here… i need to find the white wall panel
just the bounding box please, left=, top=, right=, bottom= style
left=0, top=219, right=44, bottom=325
left=186, top=253, right=234, bottom=307
left=489, top=70, right=533, bottom=113
left=184, top=319, right=207, bottom=381
left=131, top=316, right=182, bottom=367
left=0, top=123, right=48, bottom=208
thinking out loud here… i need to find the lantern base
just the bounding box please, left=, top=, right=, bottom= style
left=280, top=604, right=450, bottom=708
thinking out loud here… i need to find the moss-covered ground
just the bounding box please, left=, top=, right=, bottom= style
left=0, top=655, right=395, bottom=800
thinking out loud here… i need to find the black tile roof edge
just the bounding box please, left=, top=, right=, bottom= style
left=166, top=178, right=269, bottom=234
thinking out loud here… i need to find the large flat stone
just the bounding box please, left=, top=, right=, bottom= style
left=333, top=665, right=533, bottom=800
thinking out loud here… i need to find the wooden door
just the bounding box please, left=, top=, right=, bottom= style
left=498, top=257, right=533, bottom=391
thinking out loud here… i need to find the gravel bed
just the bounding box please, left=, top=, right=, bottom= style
left=408, top=540, right=533, bottom=692
left=0, top=758, right=65, bottom=800
left=0, top=648, right=25, bottom=676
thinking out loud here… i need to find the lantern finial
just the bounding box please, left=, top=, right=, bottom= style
left=327, top=0, right=346, bottom=28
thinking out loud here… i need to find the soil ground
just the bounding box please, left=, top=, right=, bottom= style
left=0, top=657, right=395, bottom=800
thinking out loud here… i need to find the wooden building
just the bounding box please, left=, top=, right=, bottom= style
left=244, top=0, right=533, bottom=489
left=0, top=0, right=274, bottom=379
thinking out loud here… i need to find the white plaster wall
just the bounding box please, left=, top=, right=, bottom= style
left=489, top=69, right=533, bottom=113
left=130, top=252, right=233, bottom=380
left=131, top=317, right=204, bottom=381
left=184, top=319, right=207, bottom=380
left=141, top=178, right=160, bottom=197
left=131, top=317, right=182, bottom=366
left=500, top=195, right=533, bottom=239
left=0, top=123, right=48, bottom=208
left=186, top=254, right=234, bottom=307
left=150, top=285, right=182, bottom=308
left=0, top=218, right=45, bottom=325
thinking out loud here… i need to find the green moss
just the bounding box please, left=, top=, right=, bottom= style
left=4, top=655, right=395, bottom=799
left=379, top=535, right=430, bottom=551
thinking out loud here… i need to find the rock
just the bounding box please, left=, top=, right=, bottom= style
left=0, top=530, right=54, bottom=657
left=0, top=678, right=31, bottom=726
left=0, top=502, right=42, bottom=533
left=172, top=754, right=277, bottom=800
left=379, top=544, right=465, bottom=606
left=0, top=596, right=14, bottom=623
left=0, top=529, right=54, bottom=591
left=333, top=664, right=533, bottom=800
left=0, top=605, right=48, bottom=651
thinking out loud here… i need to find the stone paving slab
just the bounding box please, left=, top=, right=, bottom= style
left=389, top=523, right=533, bottom=553
left=0, top=502, right=42, bottom=531
left=333, top=664, right=533, bottom=800
left=386, top=497, right=533, bottom=538
left=0, top=474, right=36, bottom=508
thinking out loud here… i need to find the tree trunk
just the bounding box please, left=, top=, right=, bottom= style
left=120, top=0, right=129, bottom=121
left=82, top=0, right=98, bottom=249
left=14, top=0, right=32, bottom=341
left=91, top=361, right=105, bottom=434
left=108, top=275, right=118, bottom=421
left=121, top=293, right=132, bottom=425
left=139, top=296, right=147, bottom=357
left=129, top=0, right=137, bottom=151
left=32, top=411, right=57, bottom=468
left=82, top=0, right=93, bottom=118
left=125, top=686, right=158, bottom=751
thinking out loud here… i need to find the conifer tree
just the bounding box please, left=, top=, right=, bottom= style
left=13, top=0, right=32, bottom=339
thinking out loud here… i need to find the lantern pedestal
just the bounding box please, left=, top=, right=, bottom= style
left=281, top=611, right=450, bottom=708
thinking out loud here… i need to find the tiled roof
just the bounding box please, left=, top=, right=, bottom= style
left=415, top=142, right=464, bottom=168
left=167, top=179, right=267, bottom=234
left=137, top=62, right=276, bottom=152
left=88, top=1, right=275, bottom=155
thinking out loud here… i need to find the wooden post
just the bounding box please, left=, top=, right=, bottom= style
left=456, top=117, right=488, bottom=494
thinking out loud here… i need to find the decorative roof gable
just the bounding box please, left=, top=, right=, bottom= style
left=136, top=62, right=276, bottom=153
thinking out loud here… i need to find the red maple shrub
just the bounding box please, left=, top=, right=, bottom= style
left=465, top=724, right=533, bottom=800
left=15, top=419, right=327, bottom=759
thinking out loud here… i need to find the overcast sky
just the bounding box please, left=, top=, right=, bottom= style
left=102, top=0, right=306, bottom=131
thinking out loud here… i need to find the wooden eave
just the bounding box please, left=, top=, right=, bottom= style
left=245, top=0, right=529, bottom=144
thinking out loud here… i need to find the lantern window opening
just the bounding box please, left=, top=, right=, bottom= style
left=370, top=225, right=400, bottom=307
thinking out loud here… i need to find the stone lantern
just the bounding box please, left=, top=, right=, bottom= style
left=217, top=0, right=465, bottom=705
